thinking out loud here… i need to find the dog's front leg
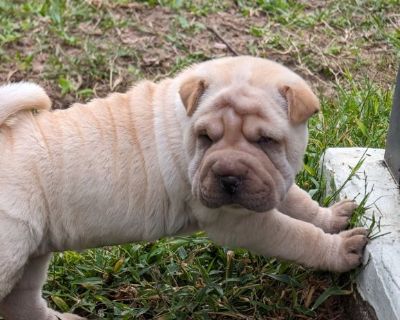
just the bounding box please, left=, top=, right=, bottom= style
left=203, top=209, right=367, bottom=272
left=278, top=184, right=358, bottom=233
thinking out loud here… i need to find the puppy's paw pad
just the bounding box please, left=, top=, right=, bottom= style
left=340, top=227, right=368, bottom=238
left=328, top=200, right=358, bottom=233
left=331, top=199, right=358, bottom=217
left=335, top=227, right=368, bottom=272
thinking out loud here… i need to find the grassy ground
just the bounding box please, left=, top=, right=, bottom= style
left=0, top=0, right=399, bottom=319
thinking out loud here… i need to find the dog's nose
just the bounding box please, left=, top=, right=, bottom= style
left=219, top=175, right=241, bottom=195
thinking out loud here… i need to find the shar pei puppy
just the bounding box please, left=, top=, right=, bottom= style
left=0, top=56, right=367, bottom=319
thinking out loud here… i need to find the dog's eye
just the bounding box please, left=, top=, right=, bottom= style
left=257, top=136, right=276, bottom=145
left=198, top=133, right=213, bottom=147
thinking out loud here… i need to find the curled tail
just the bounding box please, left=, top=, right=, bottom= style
left=0, top=82, right=51, bottom=126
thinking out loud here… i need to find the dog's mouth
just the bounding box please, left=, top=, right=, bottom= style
left=199, top=182, right=277, bottom=213
left=199, top=192, right=274, bottom=212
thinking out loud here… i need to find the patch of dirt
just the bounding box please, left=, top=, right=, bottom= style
left=1, top=1, right=398, bottom=108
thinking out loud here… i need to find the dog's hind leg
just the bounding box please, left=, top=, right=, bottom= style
left=0, top=254, right=52, bottom=320
left=0, top=253, right=85, bottom=320
left=0, top=213, right=82, bottom=320
left=0, top=214, right=33, bottom=302
left=0, top=214, right=47, bottom=320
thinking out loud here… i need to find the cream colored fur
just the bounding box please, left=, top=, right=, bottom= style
left=0, top=57, right=367, bottom=320
left=0, top=82, right=51, bottom=125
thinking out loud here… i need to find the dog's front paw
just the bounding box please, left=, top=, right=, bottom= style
left=326, top=199, right=358, bottom=233
left=330, top=227, right=368, bottom=272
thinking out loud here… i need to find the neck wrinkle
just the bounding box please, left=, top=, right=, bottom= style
left=153, top=79, right=194, bottom=236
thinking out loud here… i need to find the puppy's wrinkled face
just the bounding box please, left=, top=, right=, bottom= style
left=180, top=57, right=319, bottom=212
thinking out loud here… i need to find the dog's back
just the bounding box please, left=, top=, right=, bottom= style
left=0, top=82, right=51, bottom=126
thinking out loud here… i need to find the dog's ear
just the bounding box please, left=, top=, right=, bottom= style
left=279, top=82, right=320, bottom=124
left=179, top=77, right=208, bottom=116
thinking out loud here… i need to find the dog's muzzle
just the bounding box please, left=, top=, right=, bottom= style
left=197, top=149, right=283, bottom=212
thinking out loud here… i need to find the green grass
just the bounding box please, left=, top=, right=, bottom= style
left=0, top=0, right=399, bottom=319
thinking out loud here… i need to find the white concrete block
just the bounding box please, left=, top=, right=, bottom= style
left=322, top=147, right=400, bottom=320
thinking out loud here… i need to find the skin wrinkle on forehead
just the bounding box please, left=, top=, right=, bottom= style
left=214, top=87, right=266, bottom=115
left=199, top=84, right=286, bottom=121
left=196, top=109, right=290, bottom=179
left=194, top=103, right=287, bottom=144
left=194, top=116, right=223, bottom=140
